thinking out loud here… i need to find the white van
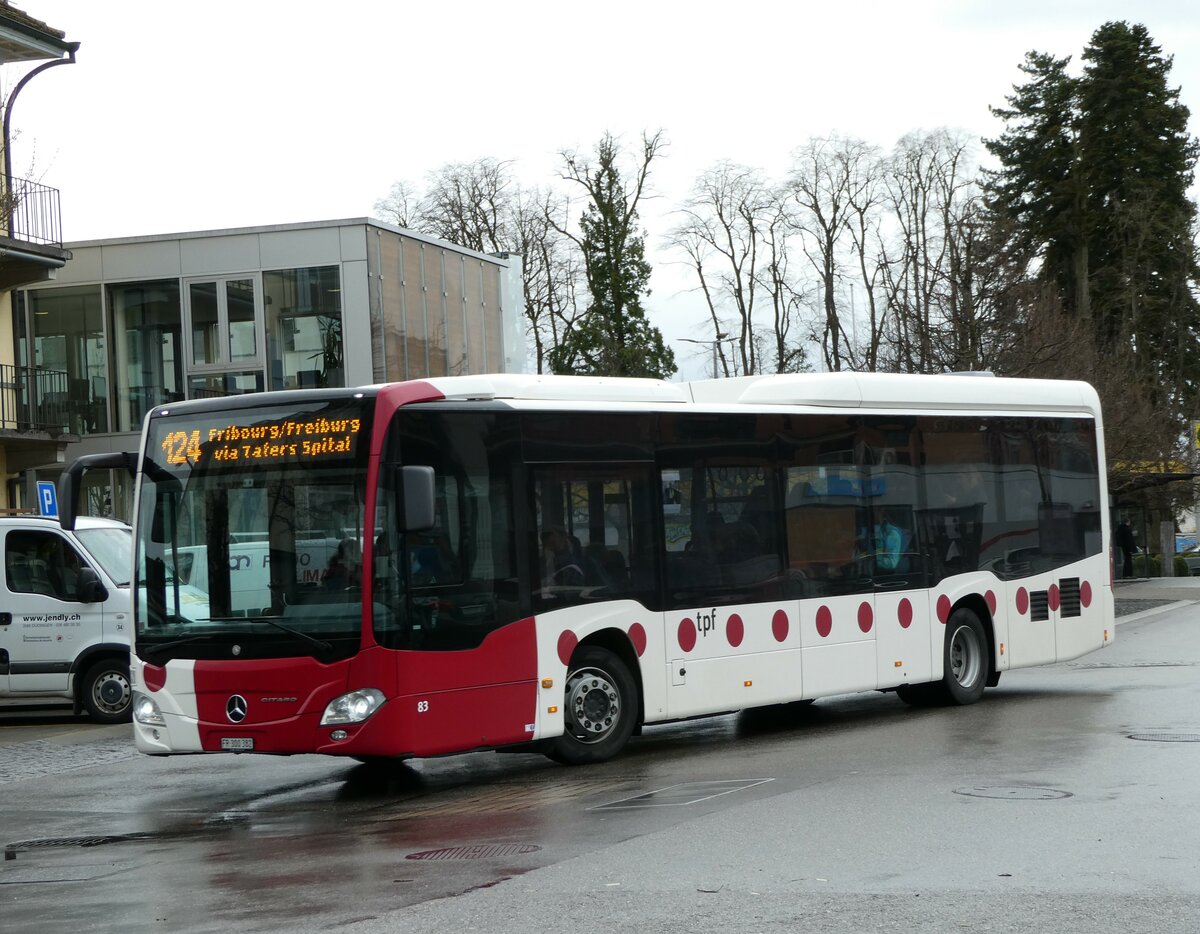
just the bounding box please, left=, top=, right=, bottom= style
left=0, top=514, right=134, bottom=723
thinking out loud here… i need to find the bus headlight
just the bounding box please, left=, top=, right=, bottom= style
left=321, top=688, right=386, bottom=726
left=132, top=692, right=165, bottom=727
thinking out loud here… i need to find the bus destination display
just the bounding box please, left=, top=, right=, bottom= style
left=160, top=414, right=363, bottom=467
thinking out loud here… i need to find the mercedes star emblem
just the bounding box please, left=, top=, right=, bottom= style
left=226, top=694, right=248, bottom=723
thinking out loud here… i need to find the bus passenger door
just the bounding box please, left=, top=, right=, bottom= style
left=662, top=464, right=801, bottom=718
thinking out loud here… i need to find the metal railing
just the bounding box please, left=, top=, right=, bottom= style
left=0, top=362, right=70, bottom=432
left=2, top=176, right=64, bottom=247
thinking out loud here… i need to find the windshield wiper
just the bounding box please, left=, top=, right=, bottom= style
left=139, top=632, right=216, bottom=662
left=214, top=616, right=336, bottom=660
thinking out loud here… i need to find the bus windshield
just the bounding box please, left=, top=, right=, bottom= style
left=135, top=397, right=373, bottom=663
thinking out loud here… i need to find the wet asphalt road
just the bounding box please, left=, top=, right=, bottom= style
left=2, top=600, right=1198, bottom=934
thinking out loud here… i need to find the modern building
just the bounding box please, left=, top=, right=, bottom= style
left=0, top=2, right=78, bottom=515
left=7, top=217, right=526, bottom=518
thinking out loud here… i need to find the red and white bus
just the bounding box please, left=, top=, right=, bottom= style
left=61, top=372, right=1114, bottom=764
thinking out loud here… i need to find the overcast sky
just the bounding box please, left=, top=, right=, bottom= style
left=7, top=0, right=1200, bottom=379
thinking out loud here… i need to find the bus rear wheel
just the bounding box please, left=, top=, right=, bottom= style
left=546, top=646, right=637, bottom=766
left=937, top=607, right=989, bottom=705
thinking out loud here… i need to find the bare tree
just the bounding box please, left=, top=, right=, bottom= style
left=413, top=157, right=516, bottom=253
left=788, top=137, right=880, bottom=371
left=757, top=195, right=809, bottom=373
left=376, top=158, right=583, bottom=373
left=669, top=162, right=808, bottom=375
left=515, top=188, right=581, bottom=373
left=878, top=130, right=985, bottom=373
left=839, top=144, right=888, bottom=371
left=373, top=179, right=418, bottom=228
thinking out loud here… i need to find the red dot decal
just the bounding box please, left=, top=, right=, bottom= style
left=1048, top=584, right=1060, bottom=612
left=936, top=595, right=951, bottom=625
left=143, top=663, right=166, bottom=693
left=985, top=590, right=997, bottom=615
left=857, top=601, right=873, bottom=633
left=1081, top=581, right=1093, bottom=608
left=898, top=598, right=913, bottom=629
left=1016, top=587, right=1029, bottom=615
left=678, top=618, right=697, bottom=653
left=557, top=630, right=578, bottom=666
left=772, top=609, right=790, bottom=642
left=726, top=613, right=744, bottom=648
left=628, top=622, right=647, bottom=657
left=816, top=606, right=833, bottom=638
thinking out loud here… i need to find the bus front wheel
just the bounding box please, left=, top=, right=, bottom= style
left=546, top=646, right=637, bottom=766
left=938, top=607, right=989, bottom=705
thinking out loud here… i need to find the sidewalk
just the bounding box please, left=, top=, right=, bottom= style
left=1114, top=575, right=1200, bottom=619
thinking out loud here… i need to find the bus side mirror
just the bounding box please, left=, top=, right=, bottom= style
left=58, top=452, right=138, bottom=530
left=76, top=566, right=109, bottom=604
left=400, top=465, right=435, bottom=532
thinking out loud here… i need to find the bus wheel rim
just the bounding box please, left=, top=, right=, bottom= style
left=564, top=666, right=621, bottom=744
left=950, top=624, right=981, bottom=687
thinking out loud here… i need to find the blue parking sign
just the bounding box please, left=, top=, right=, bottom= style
left=37, top=480, right=58, bottom=518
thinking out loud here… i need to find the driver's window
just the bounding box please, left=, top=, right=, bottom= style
left=5, top=530, right=87, bottom=602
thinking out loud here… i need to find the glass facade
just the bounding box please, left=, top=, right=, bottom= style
left=15, top=266, right=347, bottom=437
left=373, top=230, right=504, bottom=383
left=263, top=266, right=343, bottom=390
left=6, top=225, right=514, bottom=523
left=27, top=285, right=109, bottom=434
left=108, top=280, right=183, bottom=433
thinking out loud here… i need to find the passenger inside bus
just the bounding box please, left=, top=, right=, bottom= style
left=541, top=527, right=584, bottom=587
left=875, top=511, right=904, bottom=570
left=324, top=539, right=361, bottom=590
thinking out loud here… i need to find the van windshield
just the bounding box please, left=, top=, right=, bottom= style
left=135, top=397, right=373, bottom=663
left=74, top=527, right=132, bottom=586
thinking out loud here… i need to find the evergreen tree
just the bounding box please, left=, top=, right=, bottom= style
left=1077, top=22, right=1200, bottom=374
left=549, top=132, right=676, bottom=379
left=985, top=21, right=1200, bottom=452
left=984, top=52, right=1088, bottom=318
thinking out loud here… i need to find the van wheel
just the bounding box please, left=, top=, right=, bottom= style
left=82, top=659, right=132, bottom=724
left=546, top=646, right=637, bottom=766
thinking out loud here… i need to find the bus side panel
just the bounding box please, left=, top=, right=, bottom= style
left=664, top=601, right=801, bottom=719
left=799, top=594, right=877, bottom=697
left=1054, top=556, right=1112, bottom=662
left=1007, top=571, right=1061, bottom=669
left=360, top=682, right=537, bottom=757
left=874, top=590, right=932, bottom=689
left=388, top=616, right=539, bottom=755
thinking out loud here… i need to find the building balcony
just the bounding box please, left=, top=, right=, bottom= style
left=0, top=175, right=69, bottom=289
left=0, top=361, right=75, bottom=434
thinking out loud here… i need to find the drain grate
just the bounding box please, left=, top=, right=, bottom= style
left=405, top=843, right=541, bottom=861
left=1127, top=732, right=1200, bottom=743
left=953, top=785, right=1072, bottom=800
left=4, top=833, right=156, bottom=861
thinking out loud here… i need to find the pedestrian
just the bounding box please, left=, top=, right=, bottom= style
left=1115, top=520, right=1135, bottom=578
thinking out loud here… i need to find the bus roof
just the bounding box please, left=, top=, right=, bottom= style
left=686, top=371, right=1100, bottom=413
left=419, top=372, right=1101, bottom=416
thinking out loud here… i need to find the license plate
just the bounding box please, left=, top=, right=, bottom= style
left=221, top=737, right=254, bottom=751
